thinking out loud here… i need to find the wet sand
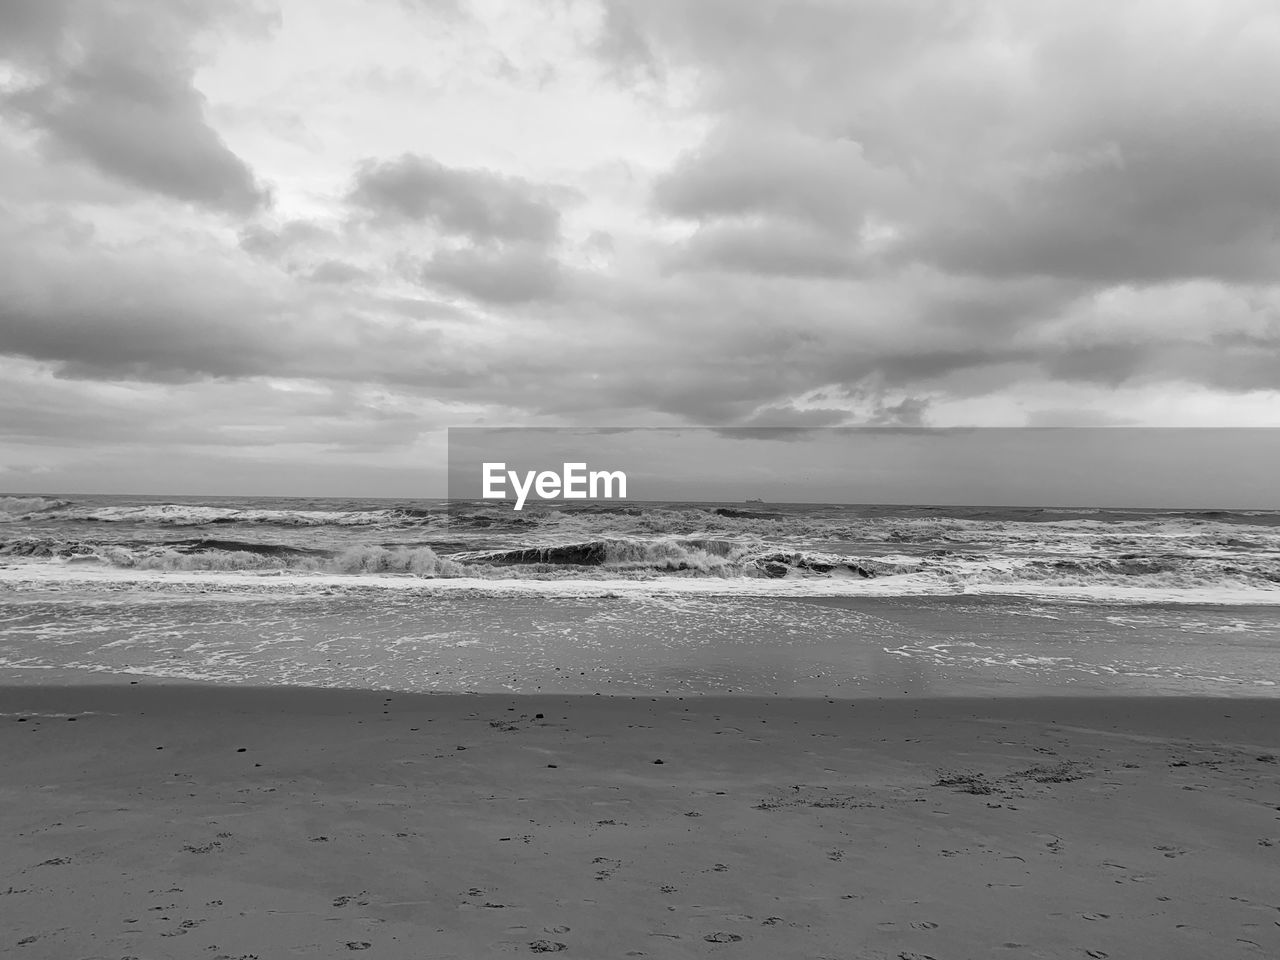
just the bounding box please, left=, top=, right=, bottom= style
left=2, top=684, right=1278, bottom=958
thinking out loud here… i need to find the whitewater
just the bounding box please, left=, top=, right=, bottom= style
left=2, top=494, right=1280, bottom=604
left=3, top=494, right=1278, bottom=696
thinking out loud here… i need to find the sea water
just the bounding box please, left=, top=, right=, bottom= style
left=2, top=494, right=1278, bottom=695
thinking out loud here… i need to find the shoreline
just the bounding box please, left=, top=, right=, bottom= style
left=8, top=678, right=1280, bottom=712
left=4, top=684, right=1278, bottom=957
left=6, top=561, right=1280, bottom=606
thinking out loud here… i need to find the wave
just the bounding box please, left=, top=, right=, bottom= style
left=9, top=500, right=1280, bottom=558
left=5, top=504, right=1280, bottom=599
left=444, top=536, right=1280, bottom=588
left=361, top=536, right=1280, bottom=589
left=329, top=546, right=464, bottom=576
left=0, top=496, right=71, bottom=518
left=455, top=537, right=761, bottom=574
left=20, top=503, right=440, bottom=528
left=0, top=537, right=462, bottom=576
left=712, top=507, right=784, bottom=520
left=6, top=530, right=1280, bottom=587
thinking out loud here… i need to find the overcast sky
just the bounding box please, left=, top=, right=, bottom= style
left=2, top=0, right=1279, bottom=497
left=448, top=428, right=1280, bottom=507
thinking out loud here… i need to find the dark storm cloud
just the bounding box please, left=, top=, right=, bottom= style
left=420, top=245, right=562, bottom=303
left=4, top=0, right=1279, bottom=480
left=586, top=271, right=1058, bottom=406
left=653, top=125, right=885, bottom=234
left=0, top=0, right=68, bottom=57
left=905, top=123, right=1280, bottom=284
left=575, top=0, right=1280, bottom=418
left=603, top=0, right=1280, bottom=287
left=868, top=396, right=930, bottom=426
left=348, top=154, right=565, bottom=245
left=10, top=61, right=270, bottom=215
left=1044, top=341, right=1280, bottom=393
left=0, top=275, right=526, bottom=391
left=0, top=207, right=574, bottom=398
left=736, top=406, right=851, bottom=429
left=667, top=221, right=866, bottom=278
left=653, top=126, right=888, bottom=273
left=0, top=1, right=271, bottom=214
left=0, top=292, right=285, bottom=383
left=306, top=260, right=371, bottom=285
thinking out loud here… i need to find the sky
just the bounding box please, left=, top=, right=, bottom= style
left=2, top=0, right=1279, bottom=497
left=447, top=428, right=1280, bottom=507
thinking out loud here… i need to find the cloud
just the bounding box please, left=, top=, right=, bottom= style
left=665, top=219, right=867, bottom=278
left=651, top=123, right=902, bottom=278
left=306, top=260, right=371, bottom=285
left=5, top=0, right=1280, bottom=495
left=0, top=1, right=272, bottom=214
left=420, top=244, right=562, bottom=303
left=737, top=405, right=851, bottom=429
left=396, top=0, right=470, bottom=21
left=602, top=0, right=1280, bottom=286
left=348, top=153, right=565, bottom=244
left=11, top=61, right=270, bottom=215
left=654, top=123, right=889, bottom=235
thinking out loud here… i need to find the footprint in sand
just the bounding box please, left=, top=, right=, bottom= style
left=543, top=925, right=571, bottom=935
left=529, top=940, right=567, bottom=952
left=703, top=932, right=743, bottom=943
left=593, top=857, right=622, bottom=879
left=911, top=921, right=939, bottom=929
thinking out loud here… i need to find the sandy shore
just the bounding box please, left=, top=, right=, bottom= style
left=2, top=685, right=1278, bottom=959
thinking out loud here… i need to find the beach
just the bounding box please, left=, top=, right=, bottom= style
left=7, top=0, right=1280, bottom=951
left=4, top=683, right=1279, bottom=959
left=3, top=495, right=1280, bottom=956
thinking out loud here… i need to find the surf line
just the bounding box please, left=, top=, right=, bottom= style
left=481, top=462, right=627, bottom=511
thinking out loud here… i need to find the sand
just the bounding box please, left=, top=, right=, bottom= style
left=2, top=684, right=1278, bottom=959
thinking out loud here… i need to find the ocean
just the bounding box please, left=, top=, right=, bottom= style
left=2, top=493, right=1278, bottom=696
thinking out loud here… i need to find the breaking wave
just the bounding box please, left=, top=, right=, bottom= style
left=5, top=533, right=1279, bottom=596
left=10, top=502, right=439, bottom=528
left=0, top=496, right=70, bottom=517
left=3, top=495, right=1279, bottom=600
left=0, top=538, right=462, bottom=576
